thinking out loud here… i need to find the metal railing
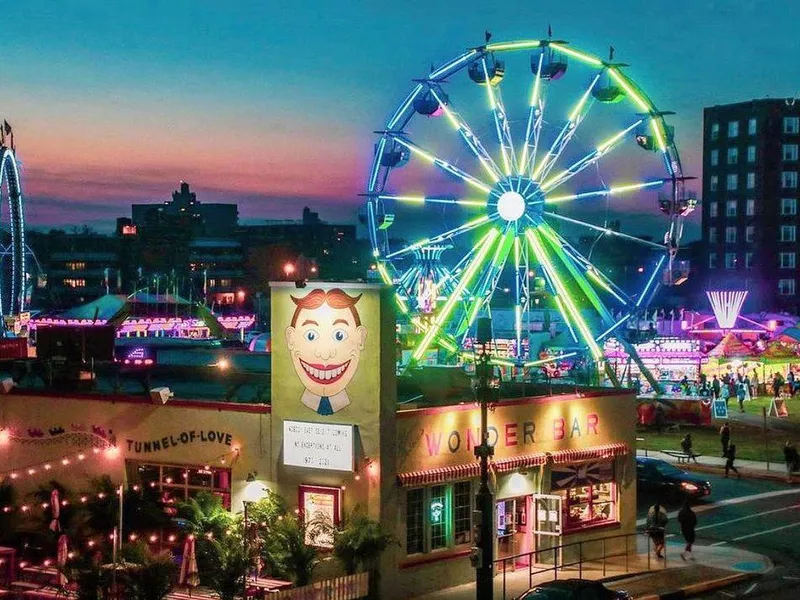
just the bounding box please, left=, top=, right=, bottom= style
left=494, top=530, right=668, bottom=600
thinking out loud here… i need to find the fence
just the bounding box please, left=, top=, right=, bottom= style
left=494, top=530, right=666, bottom=600
left=273, top=572, right=369, bottom=600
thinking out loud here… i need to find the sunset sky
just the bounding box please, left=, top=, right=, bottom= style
left=4, top=1, right=800, bottom=236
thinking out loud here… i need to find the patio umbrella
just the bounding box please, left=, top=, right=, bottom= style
left=179, top=536, right=200, bottom=588
left=49, top=489, right=61, bottom=532
left=57, top=534, right=68, bottom=587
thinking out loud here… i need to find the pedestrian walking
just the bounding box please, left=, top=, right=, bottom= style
left=646, top=502, right=669, bottom=559
left=719, top=422, right=730, bottom=457
left=737, top=381, right=746, bottom=413
left=681, top=433, right=699, bottom=464
left=784, top=441, right=798, bottom=482
left=678, top=501, right=697, bottom=561
left=773, top=372, right=784, bottom=398
left=788, top=370, right=795, bottom=397
left=711, top=375, right=721, bottom=400
left=751, top=369, right=759, bottom=397
left=725, top=443, right=741, bottom=479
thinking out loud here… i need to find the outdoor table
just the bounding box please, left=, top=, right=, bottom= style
left=246, top=576, right=293, bottom=598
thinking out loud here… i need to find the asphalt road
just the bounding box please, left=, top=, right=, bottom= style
left=637, top=469, right=800, bottom=599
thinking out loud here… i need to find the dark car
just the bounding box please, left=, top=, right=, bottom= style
left=636, top=457, right=712, bottom=499
left=516, top=579, right=631, bottom=600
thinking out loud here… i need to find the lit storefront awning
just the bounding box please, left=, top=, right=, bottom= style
left=396, top=442, right=630, bottom=487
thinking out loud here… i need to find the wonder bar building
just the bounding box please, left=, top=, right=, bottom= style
left=0, top=282, right=636, bottom=599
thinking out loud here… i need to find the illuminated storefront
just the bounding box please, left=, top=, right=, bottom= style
left=604, top=336, right=706, bottom=392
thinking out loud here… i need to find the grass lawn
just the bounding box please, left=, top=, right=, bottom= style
left=637, top=421, right=790, bottom=463
left=745, top=395, right=800, bottom=423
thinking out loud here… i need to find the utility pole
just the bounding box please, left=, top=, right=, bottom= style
left=472, top=316, right=494, bottom=600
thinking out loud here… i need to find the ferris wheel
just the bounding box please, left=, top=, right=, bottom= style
left=0, top=135, right=26, bottom=316
left=365, top=34, right=694, bottom=370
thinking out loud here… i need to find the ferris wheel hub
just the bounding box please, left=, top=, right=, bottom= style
left=496, top=190, right=526, bottom=222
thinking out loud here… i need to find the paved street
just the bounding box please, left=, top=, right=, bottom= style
left=638, top=470, right=800, bottom=599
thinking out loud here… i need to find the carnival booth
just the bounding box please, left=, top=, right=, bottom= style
left=705, top=332, right=756, bottom=379
left=604, top=337, right=705, bottom=394
left=757, top=339, right=800, bottom=381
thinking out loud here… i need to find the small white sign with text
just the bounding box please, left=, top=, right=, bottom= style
left=283, top=420, right=354, bottom=471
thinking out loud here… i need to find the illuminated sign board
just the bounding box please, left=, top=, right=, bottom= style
left=283, top=420, right=354, bottom=471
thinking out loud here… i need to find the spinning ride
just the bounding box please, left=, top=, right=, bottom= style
left=365, top=35, right=694, bottom=377
left=0, top=129, right=26, bottom=316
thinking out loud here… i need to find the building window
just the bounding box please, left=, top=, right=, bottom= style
left=727, top=147, right=738, bottom=165
left=727, top=121, right=739, bottom=138
left=406, top=482, right=473, bottom=556
left=782, top=198, right=798, bottom=216
left=66, top=261, right=86, bottom=271
left=779, top=279, right=796, bottom=296
left=745, top=226, right=754, bottom=243
left=128, top=461, right=232, bottom=510
left=710, top=149, right=719, bottom=166
left=746, top=199, right=755, bottom=216
left=747, top=145, right=756, bottom=163
left=725, top=200, right=737, bottom=217
left=745, top=252, right=753, bottom=269
left=709, top=253, right=717, bottom=269
left=708, top=227, right=717, bottom=243
left=726, top=174, right=738, bottom=191
left=784, top=117, right=800, bottom=135
left=781, top=225, right=797, bottom=242
left=710, top=175, right=718, bottom=192
left=746, top=172, right=756, bottom=189
left=780, top=252, right=797, bottom=269
left=711, top=122, right=720, bottom=140
left=453, top=481, right=472, bottom=545
left=783, top=171, right=798, bottom=189
left=63, top=278, right=86, bottom=288
left=725, top=226, right=737, bottom=243
left=725, top=253, right=737, bottom=269
left=709, top=202, right=718, bottom=218
left=783, top=144, right=799, bottom=162
left=553, top=461, right=616, bottom=533
left=406, top=488, right=424, bottom=555
left=748, top=117, right=757, bottom=135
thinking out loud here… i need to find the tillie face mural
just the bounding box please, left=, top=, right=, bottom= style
left=284, top=288, right=367, bottom=415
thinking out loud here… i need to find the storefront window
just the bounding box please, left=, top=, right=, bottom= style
left=406, top=488, right=424, bottom=555
left=453, top=481, right=472, bottom=545
left=429, top=485, right=448, bottom=550
left=551, top=461, right=617, bottom=532
left=127, top=461, right=232, bottom=510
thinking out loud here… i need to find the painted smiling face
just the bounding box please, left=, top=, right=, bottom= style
left=285, top=289, right=367, bottom=403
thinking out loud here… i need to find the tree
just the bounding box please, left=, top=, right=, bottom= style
left=176, top=492, right=236, bottom=585
left=121, top=546, right=176, bottom=600
left=206, top=533, right=253, bottom=600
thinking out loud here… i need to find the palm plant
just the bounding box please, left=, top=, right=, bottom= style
left=206, top=533, right=253, bottom=600
left=268, top=515, right=321, bottom=586
left=333, top=510, right=395, bottom=575
left=122, top=549, right=176, bottom=600
left=176, top=492, right=235, bottom=585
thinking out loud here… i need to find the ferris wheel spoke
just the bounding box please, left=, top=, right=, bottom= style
left=519, top=51, right=547, bottom=176
left=389, top=135, right=495, bottom=195
left=537, top=224, right=632, bottom=305
left=413, top=228, right=501, bottom=360
left=540, top=119, right=644, bottom=193
left=455, top=225, right=516, bottom=338
left=376, top=194, right=486, bottom=208
left=542, top=212, right=666, bottom=251
left=481, top=58, right=517, bottom=176
left=532, top=71, right=602, bottom=183
left=544, top=179, right=668, bottom=204
left=525, top=227, right=602, bottom=359
left=427, top=87, right=504, bottom=184
left=385, top=214, right=498, bottom=260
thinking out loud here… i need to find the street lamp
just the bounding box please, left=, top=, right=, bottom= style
left=283, top=263, right=295, bottom=278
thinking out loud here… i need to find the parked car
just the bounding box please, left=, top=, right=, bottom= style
left=516, top=579, right=631, bottom=600
left=636, top=457, right=712, bottom=499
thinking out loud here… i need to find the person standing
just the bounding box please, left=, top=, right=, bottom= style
left=725, top=443, right=741, bottom=479
left=788, top=370, right=796, bottom=397
left=751, top=369, right=759, bottom=397
left=646, top=502, right=669, bottom=559
left=784, top=441, right=798, bottom=483
left=737, top=380, right=747, bottom=413
left=678, top=501, right=697, bottom=561
left=773, top=372, right=784, bottom=398
left=719, top=423, right=731, bottom=458
left=712, top=375, right=721, bottom=400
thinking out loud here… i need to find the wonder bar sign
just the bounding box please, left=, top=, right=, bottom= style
left=283, top=420, right=354, bottom=472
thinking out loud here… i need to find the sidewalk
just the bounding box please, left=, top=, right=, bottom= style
left=637, top=448, right=796, bottom=483
left=411, top=537, right=769, bottom=600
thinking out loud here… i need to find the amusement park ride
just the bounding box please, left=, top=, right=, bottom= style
left=0, top=122, right=27, bottom=317
left=364, top=32, right=696, bottom=388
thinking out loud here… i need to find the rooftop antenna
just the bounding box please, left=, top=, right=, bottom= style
left=548, top=24, right=552, bottom=38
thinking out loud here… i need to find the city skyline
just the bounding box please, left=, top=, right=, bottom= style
left=4, top=1, right=800, bottom=236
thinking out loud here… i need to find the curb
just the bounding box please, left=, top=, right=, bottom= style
left=629, top=572, right=758, bottom=600
left=680, top=463, right=798, bottom=484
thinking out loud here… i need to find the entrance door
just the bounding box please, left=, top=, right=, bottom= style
left=533, top=494, right=562, bottom=565
left=495, top=497, right=531, bottom=567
